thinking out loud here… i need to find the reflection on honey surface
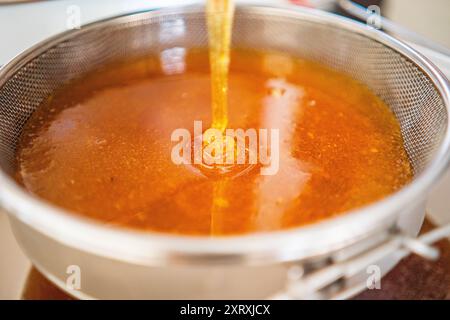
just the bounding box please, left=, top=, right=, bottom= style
left=15, top=49, right=412, bottom=236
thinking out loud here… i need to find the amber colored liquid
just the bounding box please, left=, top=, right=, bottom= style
left=206, top=0, right=235, bottom=235
left=206, top=0, right=234, bottom=131
left=15, top=49, right=413, bottom=236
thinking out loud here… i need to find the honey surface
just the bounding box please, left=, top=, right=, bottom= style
left=15, top=49, right=413, bottom=236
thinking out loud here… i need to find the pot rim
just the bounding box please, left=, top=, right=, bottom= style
left=1, top=3, right=449, bottom=266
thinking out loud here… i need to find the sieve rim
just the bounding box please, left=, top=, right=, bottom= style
left=0, top=4, right=449, bottom=266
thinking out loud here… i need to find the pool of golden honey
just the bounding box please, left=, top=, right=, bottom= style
left=15, top=49, right=412, bottom=235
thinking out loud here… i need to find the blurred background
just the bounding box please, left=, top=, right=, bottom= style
left=0, top=0, right=449, bottom=299
left=0, top=0, right=449, bottom=65
left=0, top=0, right=450, bottom=64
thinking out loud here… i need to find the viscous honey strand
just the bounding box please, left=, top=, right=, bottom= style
left=207, top=0, right=235, bottom=131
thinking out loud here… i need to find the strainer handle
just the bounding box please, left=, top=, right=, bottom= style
left=270, top=222, right=450, bottom=300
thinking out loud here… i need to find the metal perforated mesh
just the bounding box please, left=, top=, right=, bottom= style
left=0, top=8, right=448, bottom=177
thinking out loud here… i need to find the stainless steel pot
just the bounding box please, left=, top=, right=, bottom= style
left=0, top=4, right=450, bottom=299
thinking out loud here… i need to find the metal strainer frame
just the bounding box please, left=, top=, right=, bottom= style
left=0, top=4, right=450, bottom=299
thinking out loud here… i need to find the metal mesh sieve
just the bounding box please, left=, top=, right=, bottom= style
left=0, top=6, right=448, bottom=179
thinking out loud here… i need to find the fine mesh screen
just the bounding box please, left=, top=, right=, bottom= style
left=0, top=8, right=448, bottom=177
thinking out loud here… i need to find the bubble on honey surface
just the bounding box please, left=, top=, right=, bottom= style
left=268, top=86, right=286, bottom=97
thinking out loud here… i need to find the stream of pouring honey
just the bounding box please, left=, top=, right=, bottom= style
left=206, top=0, right=235, bottom=234
left=207, top=0, right=234, bottom=131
